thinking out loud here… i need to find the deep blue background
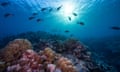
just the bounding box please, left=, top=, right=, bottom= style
left=0, top=0, right=120, bottom=39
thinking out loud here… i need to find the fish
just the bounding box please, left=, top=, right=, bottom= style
left=65, top=30, right=70, bottom=33
left=111, top=26, right=120, bottom=30
left=57, top=5, right=62, bottom=11
left=32, top=13, right=38, bottom=16
left=68, top=17, right=71, bottom=21
left=1, top=2, right=10, bottom=7
left=28, top=16, right=35, bottom=20
left=36, top=18, right=42, bottom=22
left=41, top=8, right=47, bottom=12
left=4, top=13, right=13, bottom=18
left=72, top=13, right=77, bottom=16
left=77, top=22, right=85, bottom=26
left=49, top=8, right=52, bottom=12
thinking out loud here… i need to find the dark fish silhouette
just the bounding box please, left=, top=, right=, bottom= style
left=111, top=26, right=120, bottom=30
left=57, top=5, right=62, bottom=11
left=36, top=18, right=42, bottom=22
left=32, top=13, right=38, bottom=16
left=28, top=16, right=35, bottom=20
left=49, top=8, right=52, bottom=12
left=4, top=13, right=13, bottom=18
left=77, top=22, right=85, bottom=26
left=1, top=2, right=10, bottom=7
left=65, top=30, right=70, bottom=33
left=73, top=13, right=77, bottom=16
left=41, top=8, right=47, bottom=11
left=68, top=17, right=71, bottom=21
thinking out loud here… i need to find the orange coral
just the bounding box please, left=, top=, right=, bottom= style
left=3, top=39, right=32, bottom=63
left=57, top=57, right=77, bottom=72
left=43, top=47, right=55, bottom=63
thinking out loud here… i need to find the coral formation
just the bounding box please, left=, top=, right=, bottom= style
left=64, top=38, right=80, bottom=53
left=0, top=31, right=118, bottom=72
left=6, top=47, right=76, bottom=72
left=42, top=48, right=55, bottom=63
left=3, top=39, right=32, bottom=63
left=4, top=39, right=32, bottom=62
left=0, top=39, right=32, bottom=72
left=0, top=61, right=5, bottom=72
left=57, top=57, right=76, bottom=72
left=7, top=49, right=41, bottom=72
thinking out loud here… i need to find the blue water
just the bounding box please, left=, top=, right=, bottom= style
left=0, top=0, right=120, bottom=71
left=0, top=0, right=120, bottom=39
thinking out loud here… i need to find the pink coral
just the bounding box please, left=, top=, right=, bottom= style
left=47, top=64, right=56, bottom=72
left=7, top=49, right=42, bottom=72
left=7, top=47, right=77, bottom=72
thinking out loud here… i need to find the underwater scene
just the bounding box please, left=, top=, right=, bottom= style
left=0, top=0, right=120, bottom=72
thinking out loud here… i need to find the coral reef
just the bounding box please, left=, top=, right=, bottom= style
left=57, top=57, right=76, bottom=72
left=0, top=31, right=118, bottom=72
left=6, top=48, right=76, bottom=72
left=3, top=39, right=32, bottom=62
left=64, top=38, right=80, bottom=53
left=0, top=39, right=32, bottom=72
left=0, top=61, right=5, bottom=72
left=0, top=31, right=67, bottom=49
left=83, top=36, right=120, bottom=72
left=7, top=49, right=41, bottom=72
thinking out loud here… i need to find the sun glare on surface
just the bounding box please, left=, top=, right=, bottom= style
left=58, top=1, right=77, bottom=23
left=62, top=2, right=75, bottom=17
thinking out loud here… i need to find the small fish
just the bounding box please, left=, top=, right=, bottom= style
left=57, top=5, right=62, bottom=11
left=65, top=30, right=70, bottom=33
left=28, top=16, right=35, bottom=20
left=1, top=2, right=10, bottom=7
left=36, top=18, right=42, bottom=22
left=77, top=22, right=85, bottom=26
left=49, top=8, right=52, bottom=12
left=32, top=13, right=38, bottom=16
left=68, top=17, right=71, bottom=21
left=4, top=13, right=13, bottom=18
left=111, top=26, right=120, bottom=30
left=41, top=8, right=47, bottom=11
left=73, top=13, right=77, bottom=16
